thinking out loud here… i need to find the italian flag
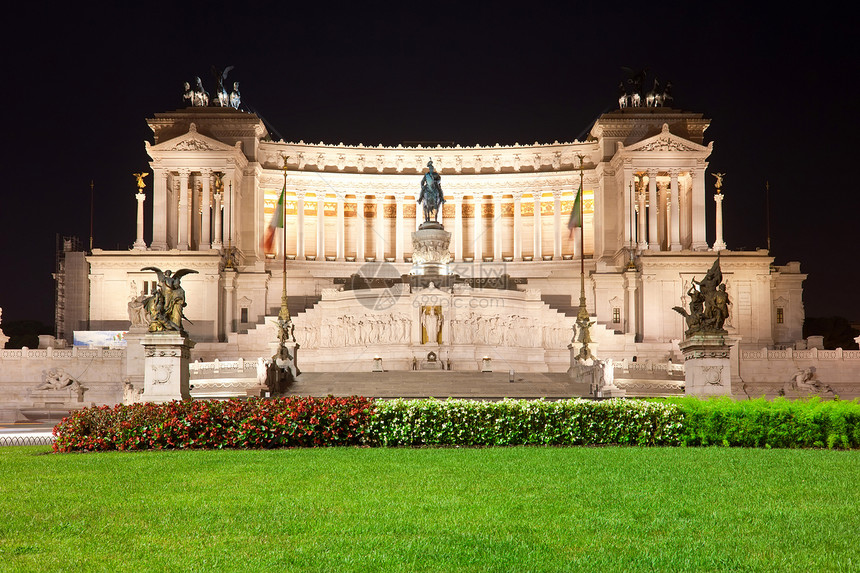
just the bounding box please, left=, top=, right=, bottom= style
left=262, top=188, right=285, bottom=254
left=567, top=183, right=582, bottom=239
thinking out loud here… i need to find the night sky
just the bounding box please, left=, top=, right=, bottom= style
left=2, top=3, right=857, bottom=327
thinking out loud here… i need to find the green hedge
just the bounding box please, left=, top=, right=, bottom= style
left=367, top=398, right=684, bottom=446
left=669, top=396, right=860, bottom=448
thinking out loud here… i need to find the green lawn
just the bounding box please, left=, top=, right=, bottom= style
left=1, top=447, right=857, bottom=572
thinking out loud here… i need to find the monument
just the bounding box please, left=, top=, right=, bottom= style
left=673, top=255, right=735, bottom=396
left=139, top=267, right=197, bottom=403
left=411, top=160, right=452, bottom=284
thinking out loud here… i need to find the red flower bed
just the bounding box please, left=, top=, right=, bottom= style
left=52, top=396, right=376, bottom=452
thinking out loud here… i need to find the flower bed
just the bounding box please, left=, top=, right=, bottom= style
left=52, top=396, right=375, bottom=452
left=52, top=396, right=860, bottom=452
left=368, top=398, right=684, bottom=446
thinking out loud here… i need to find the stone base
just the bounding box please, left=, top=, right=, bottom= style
left=411, top=228, right=451, bottom=277
left=679, top=334, right=732, bottom=397
left=141, top=332, right=195, bottom=403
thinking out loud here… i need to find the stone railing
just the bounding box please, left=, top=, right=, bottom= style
left=741, top=348, right=860, bottom=361
left=0, top=347, right=125, bottom=360
left=189, top=358, right=257, bottom=374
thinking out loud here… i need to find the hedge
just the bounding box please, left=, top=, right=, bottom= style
left=367, top=398, right=683, bottom=446
left=52, top=396, right=860, bottom=452
left=52, top=396, right=374, bottom=452
left=668, top=396, right=860, bottom=449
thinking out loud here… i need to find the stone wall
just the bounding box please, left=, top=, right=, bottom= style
left=736, top=347, right=860, bottom=399
left=0, top=347, right=125, bottom=423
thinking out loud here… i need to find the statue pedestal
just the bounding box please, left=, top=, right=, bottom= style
left=411, top=228, right=452, bottom=280
left=679, top=334, right=733, bottom=397
left=141, top=333, right=195, bottom=403
left=269, top=340, right=300, bottom=391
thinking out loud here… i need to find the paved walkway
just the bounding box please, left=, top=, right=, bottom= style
left=0, top=423, right=55, bottom=446
left=288, top=371, right=593, bottom=399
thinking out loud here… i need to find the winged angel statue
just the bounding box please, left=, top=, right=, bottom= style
left=141, top=267, right=198, bottom=333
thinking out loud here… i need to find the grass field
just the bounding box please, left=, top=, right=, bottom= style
left=1, top=446, right=858, bottom=572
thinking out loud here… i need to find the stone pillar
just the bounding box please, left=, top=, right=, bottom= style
left=679, top=334, right=733, bottom=397
left=691, top=169, right=708, bottom=250
left=493, top=194, right=502, bottom=261
left=296, top=191, right=306, bottom=259
left=336, top=195, right=345, bottom=260
left=648, top=169, right=658, bottom=249
left=395, top=192, right=405, bottom=261
left=141, top=333, right=195, bottom=403
left=133, top=192, right=147, bottom=250
left=473, top=195, right=483, bottom=261
left=670, top=170, right=682, bottom=251
left=357, top=195, right=366, bottom=261
left=200, top=169, right=211, bottom=248
left=552, top=190, right=562, bottom=259
left=637, top=187, right=648, bottom=250
left=177, top=169, right=190, bottom=250
left=454, top=192, right=464, bottom=261
left=223, top=269, right=236, bottom=337
left=624, top=269, right=638, bottom=336
left=316, top=192, right=325, bottom=259
left=212, top=192, right=223, bottom=249
left=151, top=168, right=168, bottom=250
left=532, top=193, right=542, bottom=259
left=375, top=194, right=385, bottom=261
left=513, top=191, right=522, bottom=260
left=713, top=192, right=727, bottom=251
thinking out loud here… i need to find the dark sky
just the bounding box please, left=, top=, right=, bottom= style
left=2, top=2, right=857, bottom=326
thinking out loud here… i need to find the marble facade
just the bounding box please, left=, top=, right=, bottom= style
left=73, top=104, right=804, bottom=372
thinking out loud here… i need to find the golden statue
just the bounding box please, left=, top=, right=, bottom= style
left=133, top=172, right=148, bottom=190
left=713, top=172, right=725, bottom=193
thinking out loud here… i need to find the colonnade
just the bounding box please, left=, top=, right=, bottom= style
left=279, top=190, right=581, bottom=262
left=623, top=168, right=708, bottom=252
left=149, top=168, right=236, bottom=252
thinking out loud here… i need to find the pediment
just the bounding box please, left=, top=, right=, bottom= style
left=623, top=123, right=710, bottom=154
left=147, top=123, right=239, bottom=154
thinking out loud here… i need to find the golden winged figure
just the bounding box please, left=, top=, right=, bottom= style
left=133, top=172, right=149, bottom=190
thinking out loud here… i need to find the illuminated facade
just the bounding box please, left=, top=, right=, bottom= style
left=82, top=105, right=805, bottom=371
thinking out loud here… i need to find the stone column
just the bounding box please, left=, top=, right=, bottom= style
left=512, top=191, right=522, bottom=260
left=395, top=192, right=405, bottom=261
left=177, top=169, right=190, bottom=250
left=493, top=194, right=502, bottom=261
left=690, top=169, right=708, bottom=250
left=713, top=192, right=727, bottom=251
left=212, top=192, right=223, bottom=249
left=336, top=195, right=345, bottom=260
left=375, top=194, right=385, bottom=261
left=533, top=193, right=542, bottom=259
left=474, top=195, right=483, bottom=261
left=133, top=192, right=146, bottom=250
left=637, top=187, right=648, bottom=250
left=680, top=176, right=689, bottom=249
left=151, top=167, right=168, bottom=250
left=453, top=192, right=464, bottom=261
left=200, top=169, right=211, bottom=248
left=670, top=170, right=682, bottom=251
left=648, top=169, right=658, bottom=249
left=357, top=195, right=366, bottom=261
left=552, top=190, right=562, bottom=259
left=296, top=190, right=306, bottom=259
left=316, top=192, right=325, bottom=259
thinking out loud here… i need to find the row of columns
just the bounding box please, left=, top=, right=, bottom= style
left=150, top=168, right=232, bottom=251
left=286, top=190, right=577, bottom=261
left=625, top=168, right=708, bottom=252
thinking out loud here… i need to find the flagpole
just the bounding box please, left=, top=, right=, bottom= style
left=765, top=181, right=771, bottom=254
left=575, top=154, right=593, bottom=362
left=278, top=155, right=292, bottom=345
